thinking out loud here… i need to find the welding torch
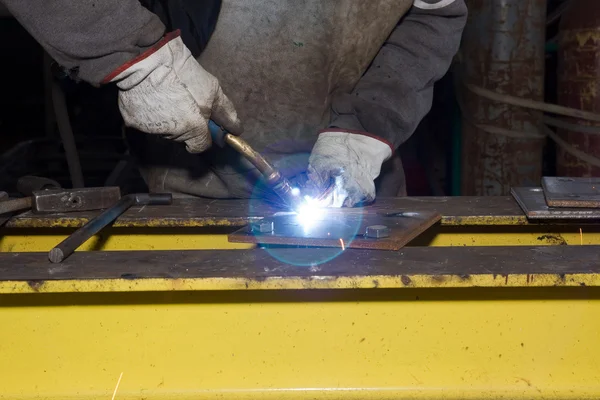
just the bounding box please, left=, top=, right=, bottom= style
left=208, top=121, right=304, bottom=211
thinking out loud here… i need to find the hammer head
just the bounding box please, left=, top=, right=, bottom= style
left=31, top=187, right=122, bottom=213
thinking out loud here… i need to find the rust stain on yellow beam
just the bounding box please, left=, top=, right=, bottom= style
left=441, top=215, right=528, bottom=225
left=5, top=214, right=526, bottom=229
left=5, top=217, right=257, bottom=229
left=4, top=272, right=600, bottom=294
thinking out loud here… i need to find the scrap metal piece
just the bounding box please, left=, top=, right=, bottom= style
left=542, top=177, right=600, bottom=208
left=33, top=187, right=122, bottom=213
left=49, top=193, right=172, bottom=263
left=0, top=187, right=122, bottom=216
left=511, top=187, right=600, bottom=219
left=251, top=220, right=274, bottom=233
left=365, top=225, right=390, bottom=239
left=228, top=209, right=441, bottom=251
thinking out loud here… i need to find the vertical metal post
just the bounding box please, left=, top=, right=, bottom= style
left=461, top=0, right=547, bottom=195
left=557, top=0, right=600, bottom=177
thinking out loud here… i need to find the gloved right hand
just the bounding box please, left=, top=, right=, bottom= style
left=102, top=31, right=242, bottom=153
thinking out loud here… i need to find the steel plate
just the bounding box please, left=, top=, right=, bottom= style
left=511, top=187, right=600, bottom=219
left=228, top=209, right=441, bottom=250
left=542, top=176, right=600, bottom=208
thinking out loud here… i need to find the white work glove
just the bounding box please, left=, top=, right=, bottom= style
left=308, top=130, right=393, bottom=208
left=104, top=31, right=242, bottom=153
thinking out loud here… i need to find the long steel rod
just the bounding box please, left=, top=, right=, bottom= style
left=48, top=193, right=172, bottom=263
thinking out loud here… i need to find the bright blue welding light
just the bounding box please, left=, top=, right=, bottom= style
left=246, top=163, right=363, bottom=267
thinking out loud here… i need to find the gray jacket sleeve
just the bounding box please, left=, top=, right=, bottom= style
left=1, top=0, right=166, bottom=85
left=329, top=0, right=467, bottom=149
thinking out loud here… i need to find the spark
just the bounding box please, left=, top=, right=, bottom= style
left=291, top=187, right=300, bottom=196
left=339, top=238, right=345, bottom=250
left=580, top=228, right=583, bottom=245
left=111, top=372, right=123, bottom=400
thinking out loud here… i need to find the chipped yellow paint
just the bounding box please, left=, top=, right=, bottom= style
left=6, top=214, right=527, bottom=229
left=3, top=272, right=600, bottom=294
left=1, top=287, right=599, bottom=399
left=441, top=215, right=528, bottom=225
left=5, top=217, right=257, bottom=229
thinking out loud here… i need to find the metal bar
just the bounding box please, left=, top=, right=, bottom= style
left=48, top=193, right=172, bottom=263
left=0, top=197, right=530, bottom=229
left=0, top=197, right=32, bottom=215
left=2, top=246, right=600, bottom=293
left=2, top=224, right=600, bottom=253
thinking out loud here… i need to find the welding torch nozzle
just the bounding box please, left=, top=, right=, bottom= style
left=208, top=121, right=303, bottom=211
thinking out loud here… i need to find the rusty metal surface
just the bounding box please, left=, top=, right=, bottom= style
left=32, top=186, right=121, bottom=213
left=0, top=197, right=528, bottom=229
left=228, top=210, right=441, bottom=251
left=542, top=177, right=600, bottom=208
left=511, top=187, right=600, bottom=219
left=461, top=0, right=546, bottom=195
left=557, top=0, right=600, bottom=177
left=2, top=246, right=600, bottom=282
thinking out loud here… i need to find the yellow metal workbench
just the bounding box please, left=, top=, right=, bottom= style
left=1, top=196, right=599, bottom=399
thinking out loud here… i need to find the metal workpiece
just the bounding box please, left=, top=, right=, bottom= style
left=461, top=0, right=546, bottom=195
left=511, top=187, right=600, bottom=219
left=365, top=225, right=390, bottom=238
left=48, top=193, right=172, bottom=263
left=229, top=209, right=441, bottom=250
left=251, top=220, right=274, bottom=233
left=542, top=177, right=600, bottom=208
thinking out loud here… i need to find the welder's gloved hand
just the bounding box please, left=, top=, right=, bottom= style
left=104, top=31, right=242, bottom=153
left=307, top=130, right=393, bottom=208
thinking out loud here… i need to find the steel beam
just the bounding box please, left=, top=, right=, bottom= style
left=0, top=247, right=599, bottom=399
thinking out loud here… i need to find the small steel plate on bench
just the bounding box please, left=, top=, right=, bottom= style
left=228, top=209, right=441, bottom=251
left=542, top=177, right=600, bottom=208
left=511, top=187, right=600, bottom=219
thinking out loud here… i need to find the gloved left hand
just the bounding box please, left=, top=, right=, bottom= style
left=307, top=129, right=392, bottom=207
